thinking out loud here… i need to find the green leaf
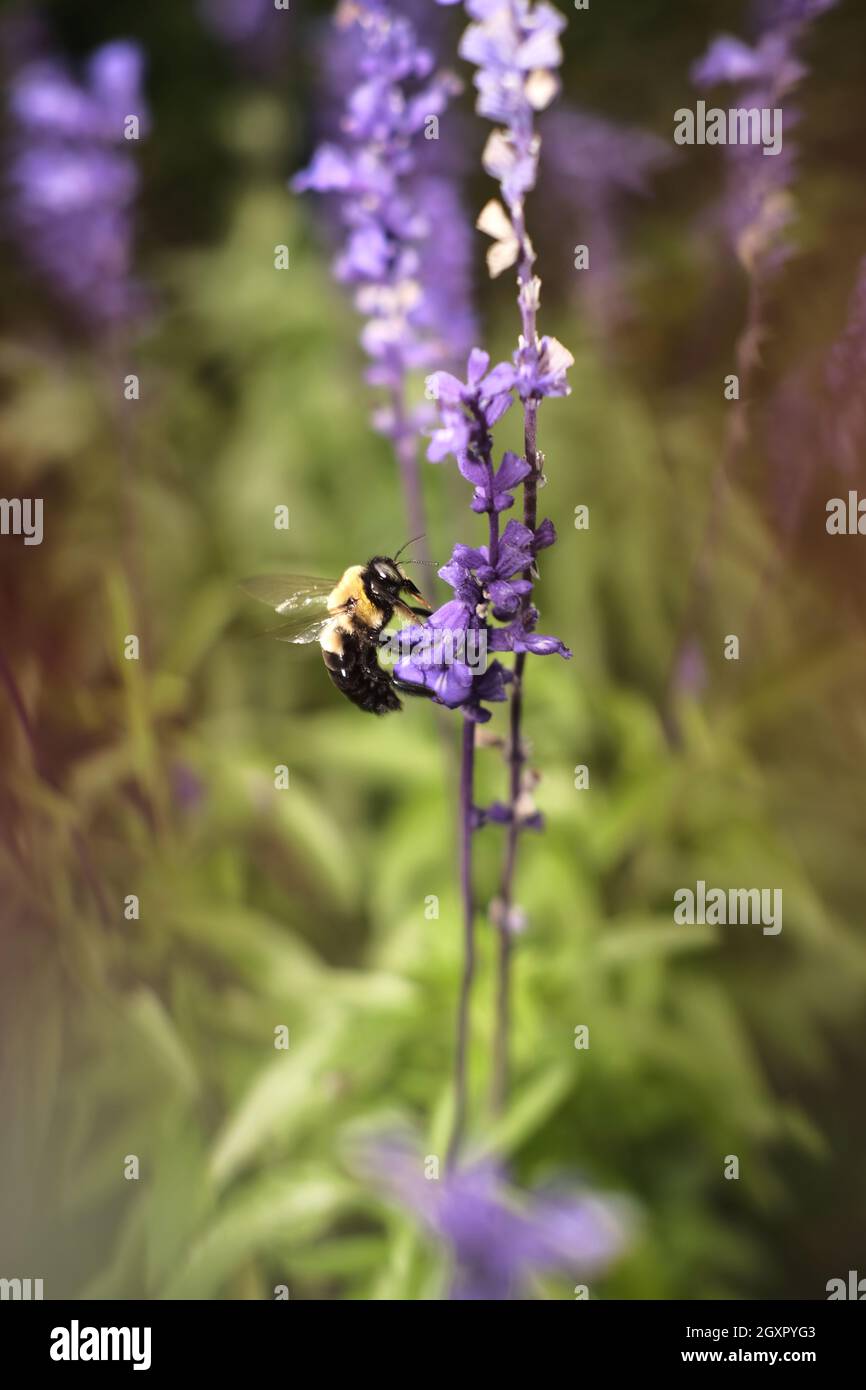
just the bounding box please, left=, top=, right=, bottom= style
left=599, top=919, right=720, bottom=963
left=477, top=1064, right=573, bottom=1159
left=125, top=988, right=199, bottom=1099
left=162, top=1172, right=351, bottom=1298
left=209, top=1019, right=345, bottom=1188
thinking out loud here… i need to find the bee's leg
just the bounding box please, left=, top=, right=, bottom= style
left=375, top=628, right=434, bottom=700
left=392, top=675, right=436, bottom=700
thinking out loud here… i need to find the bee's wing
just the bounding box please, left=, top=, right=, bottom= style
left=240, top=574, right=337, bottom=612
left=239, top=574, right=340, bottom=645
left=263, top=613, right=337, bottom=645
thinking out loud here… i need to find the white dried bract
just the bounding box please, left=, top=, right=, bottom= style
left=477, top=197, right=536, bottom=278
left=519, top=275, right=542, bottom=312
left=525, top=68, right=559, bottom=111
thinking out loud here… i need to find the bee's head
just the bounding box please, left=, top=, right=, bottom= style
left=366, top=556, right=430, bottom=612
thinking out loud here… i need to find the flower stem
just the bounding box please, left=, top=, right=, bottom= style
left=491, top=233, right=541, bottom=1113
left=490, top=470, right=536, bottom=1112
left=446, top=714, right=476, bottom=1172
left=491, top=657, right=522, bottom=1110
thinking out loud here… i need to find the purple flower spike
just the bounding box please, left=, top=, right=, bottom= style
left=7, top=39, right=149, bottom=329
left=397, top=504, right=570, bottom=718
left=404, top=6, right=573, bottom=859
left=691, top=34, right=800, bottom=88
left=390, top=1, right=575, bottom=1173
left=293, top=0, right=476, bottom=456
left=692, top=0, right=839, bottom=279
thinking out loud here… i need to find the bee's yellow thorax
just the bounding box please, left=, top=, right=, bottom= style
left=328, top=565, right=384, bottom=631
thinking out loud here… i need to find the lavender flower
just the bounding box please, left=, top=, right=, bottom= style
left=512, top=331, right=573, bottom=399
left=294, top=2, right=473, bottom=422
left=294, top=0, right=478, bottom=553
left=670, top=0, right=839, bottom=711
left=362, top=1138, right=626, bottom=1301
left=426, top=347, right=515, bottom=461
left=692, top=0, right=839, bottom=279
left=393, top=521, right=566, bottom=722
left=422, top=2, right=572, bottom=1128
left=6, top=40, right=149, bottom=329
left=394, top=346, right=570, bottom=722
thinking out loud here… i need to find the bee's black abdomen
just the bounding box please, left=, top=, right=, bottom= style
left=322, top=630, right=402, bottom=715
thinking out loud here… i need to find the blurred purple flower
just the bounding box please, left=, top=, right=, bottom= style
left=692, top=1, right=838, bottom=279
left=543, top=104, right=675, bottom=199
left=294, top=0, right=478, bottom=561
left=692, top=33, right=805, bottom=89
left=6, top=39, right=149, bottom=328
left=362, top=1138, right=627, bottom=1300
left=294, top=0, right=474, bottom=414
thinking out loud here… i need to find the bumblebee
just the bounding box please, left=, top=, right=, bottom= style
left=241, top=552, right=432, bottom=714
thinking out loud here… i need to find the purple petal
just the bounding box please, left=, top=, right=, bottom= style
left=534, top=518, right=557, bottom=550
left=518, top=632, right=572, bottom=657
left=458, top=454, right=489, bottom=486
left=483, top=391, right=514, bottom=427
left=480, top=361, right=517, bottom=396
left=501, top=519, right=534, bottom=550
left=496, top=450, right=531, bottom=489
left=466, top=347, right=491, bottom=386
left=428, top=370, right=465, bottom=404
left=292, top=143, right=354, bottom=193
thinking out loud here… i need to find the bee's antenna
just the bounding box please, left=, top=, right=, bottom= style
left=401, top=559, right=439, bottom=567
left=394, top=532, right=426, bottom=563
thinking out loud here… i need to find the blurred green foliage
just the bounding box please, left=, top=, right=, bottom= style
left=1, top=0, right=866, bottom=1300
